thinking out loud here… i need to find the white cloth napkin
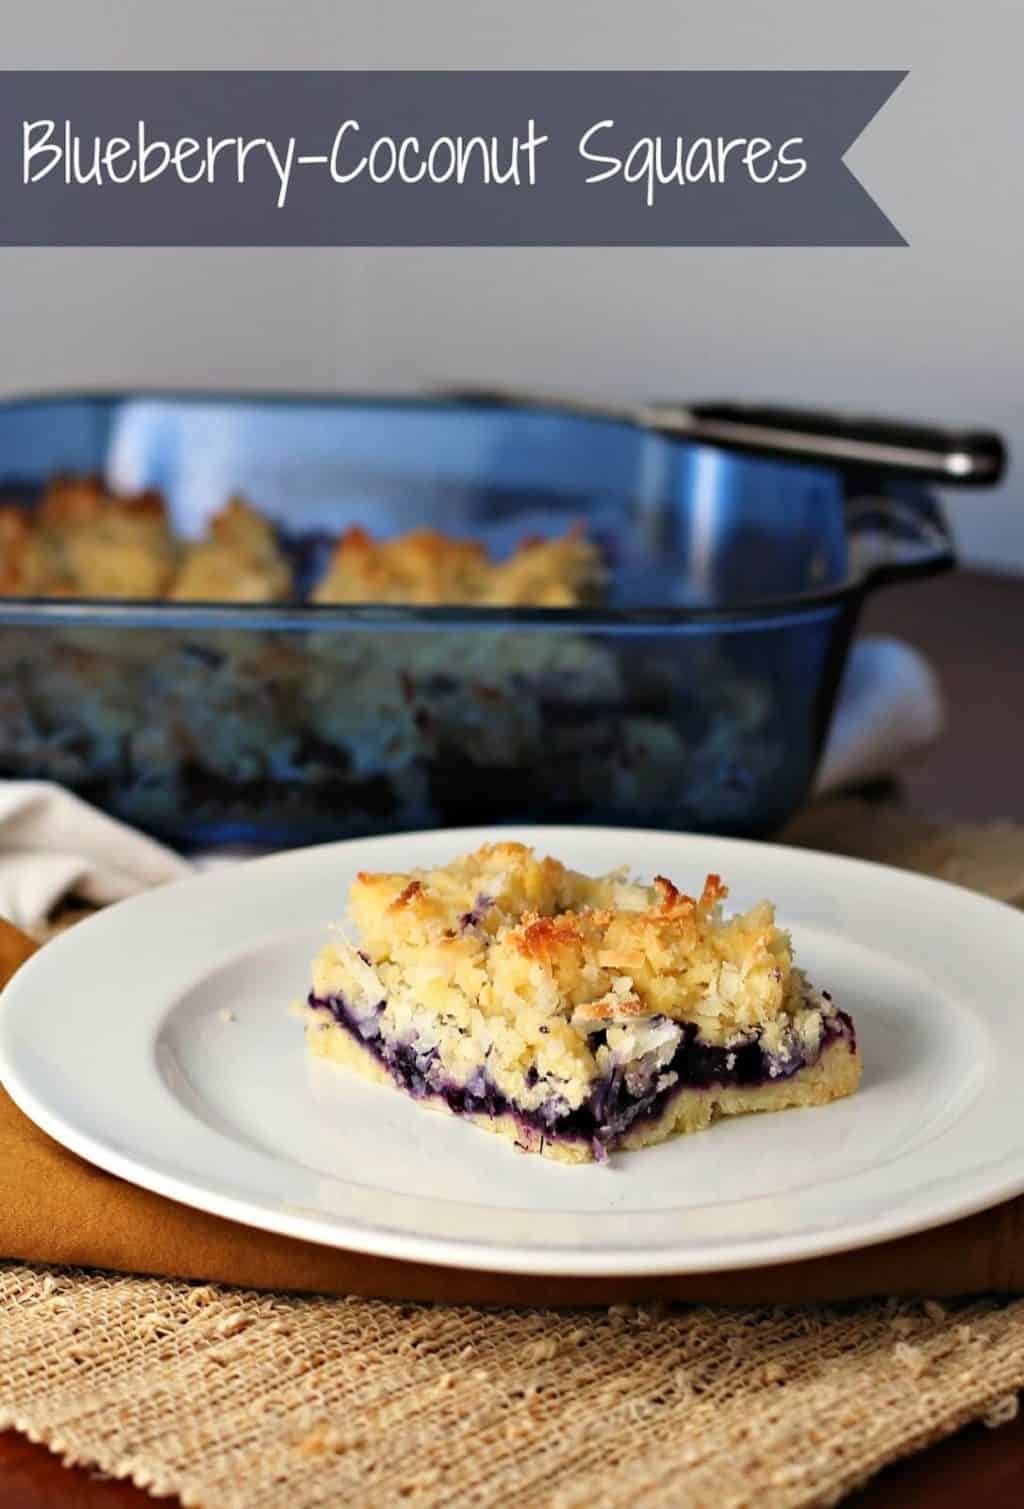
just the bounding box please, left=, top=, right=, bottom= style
left=0, top=783, right=193, bottom=930
left=812, top=635, right=943, bottom=796
left=0, top=636, right=943, bottom=932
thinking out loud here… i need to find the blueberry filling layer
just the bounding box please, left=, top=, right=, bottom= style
left=308, top=990, right=856, bottom=1150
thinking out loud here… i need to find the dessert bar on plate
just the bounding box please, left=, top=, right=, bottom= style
left=305, top=842, right=861, bottom=1162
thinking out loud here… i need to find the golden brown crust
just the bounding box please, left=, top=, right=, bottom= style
left=169, top=497, right=291, bottom=602
left=0, top=507, right=51, bottom=595
left=313, top=524, right=604, bottom=607
left=2, top=486, right=605, bottom=609
left=516, top=913, right=585, bottom=962
left=30, top=475, right=177, bottom=598
left=38, top=474, right=168, bottom=529
left=313, top=526, right=490, bottom=605
left=390, top=880, right=424, bottom=911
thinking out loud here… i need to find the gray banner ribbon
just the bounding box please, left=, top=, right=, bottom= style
left=0, top=71, right=906, bottom=246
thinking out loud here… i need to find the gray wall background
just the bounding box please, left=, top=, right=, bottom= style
left=2, top=0, right=1020, bottom=567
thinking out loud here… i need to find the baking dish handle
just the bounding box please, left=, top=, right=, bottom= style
left=650, top=402, right=1007, bottom=488
left=845, top=484, right=956, bottom=591
left=437, top=388, right=1007, bottom=488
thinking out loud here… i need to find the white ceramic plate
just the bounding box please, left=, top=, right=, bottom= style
left=1, top=825, right=1022, bottom=1277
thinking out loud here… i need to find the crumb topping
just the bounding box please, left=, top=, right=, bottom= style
left=312, top=525, right=604, bottom=607
left=4, top=476, right=178, bottom=598
left=170, top=498, right=291, bottom=602
left=2, top=480, right=604, bottom=610
left=310, top=842, right=839, bottom=1120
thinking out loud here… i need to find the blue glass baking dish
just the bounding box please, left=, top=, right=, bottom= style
left=0, top=393, right=1006, bottom=848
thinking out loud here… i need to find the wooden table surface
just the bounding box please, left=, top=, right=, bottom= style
left=3, top=567, right=1023, bottom=1506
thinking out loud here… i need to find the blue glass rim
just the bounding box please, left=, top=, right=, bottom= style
left=0, top=570, right=945, bottom=632
left=0, top=386, right=956, bottom=625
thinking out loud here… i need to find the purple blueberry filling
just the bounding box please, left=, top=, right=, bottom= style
left=458, top=893, right=494, bottom=932
left=309, top=990, right=856, bottom=1151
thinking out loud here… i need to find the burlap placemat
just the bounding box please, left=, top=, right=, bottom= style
left=3, top=798, right=1024, bottom=1507
left=1, top=1267, right=1021, bottom=1507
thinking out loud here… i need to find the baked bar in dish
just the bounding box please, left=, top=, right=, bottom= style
left=0, top=485, right=601, bottom=609
left=305, top=842, right=861, bottom=1162
left=169, top=498, right=291, bottom=602
left=0, top=481, right=781, bottom=845
left=1, top=476, right=176, bottom=598
left=312, top=524, right=604, bottom=606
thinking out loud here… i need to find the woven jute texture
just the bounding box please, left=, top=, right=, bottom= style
left=1, top=1266, right=1022, bottom=1509
left=4, top=798, right=1024, bottom=1507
